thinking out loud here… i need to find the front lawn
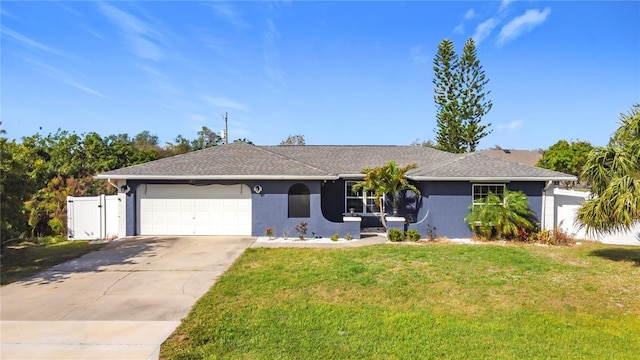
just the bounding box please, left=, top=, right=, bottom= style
left=161, top=242, right=640, bottom=359
left=1, top=240, right=105, bottom=285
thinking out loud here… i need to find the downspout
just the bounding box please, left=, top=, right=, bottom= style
left=107, top=178, right=119, bottom=191
left=541, top=180, right=553, bottom=230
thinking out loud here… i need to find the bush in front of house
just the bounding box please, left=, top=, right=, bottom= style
left=465, top=190, right=536, bottom=241
left=406, top=229, right=421, bottom=242
left=388, top=228, right=404, bottom=242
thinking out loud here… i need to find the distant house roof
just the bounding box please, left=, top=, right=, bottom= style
left=96, top=142, right=575, bottom=182
left=479, top=149, right=543, bottom=167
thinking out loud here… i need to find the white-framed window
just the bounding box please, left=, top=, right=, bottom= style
left=472, top=184, right=506, bottom=206
left=345, top=181, right=381, bottom=214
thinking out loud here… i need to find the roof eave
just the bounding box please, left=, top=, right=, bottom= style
left=94, top=174, right=339, bottom=181
left=407, top=176, right=578, bottom=182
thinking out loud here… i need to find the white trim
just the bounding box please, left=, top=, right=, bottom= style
left=343, top=216, right=362, bottom=222
left=96, top=174, right=338, bottom=180
left=386, top=216, right=405, bottom=222
left=345, top=181, right=380, bottom=214
left=472, top=183, right=506, bottom=206
left=408, top=176, right=577, bottom=182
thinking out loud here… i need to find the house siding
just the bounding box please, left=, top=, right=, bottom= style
left=125, top=179, right=359, bottom=238
left=123, top=179, right=545, bottom=240
left=403, top=181, right=546, bottom=239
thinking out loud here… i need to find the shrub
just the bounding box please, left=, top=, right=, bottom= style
left=330, top=234, right=339, bottom=242
left=295, top=222, right=308, bottom=240
left=265, top=227, right=274, bottom=238
left=345, top=233, right=352, bottom=241
left=406, top=229, right=421, bottom=242
left=533, top=227, right=575, bottom=246
left=465, top=190, right=537, bottom=240
left=388, top=228, right=404, bottom=242
left=426, top=224, right=437, bottom=241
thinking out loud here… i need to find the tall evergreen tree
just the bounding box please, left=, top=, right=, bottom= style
left=432, top=37, right=492, bottom=153
left=432, top=39, right=462, bottom=153
left=458, top=38, right=492, bottom=152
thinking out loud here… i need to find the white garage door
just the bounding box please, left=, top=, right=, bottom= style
left=137, top=184, right=252, bottom=236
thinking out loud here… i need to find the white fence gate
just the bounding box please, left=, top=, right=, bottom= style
left=554, top=189, right=640, bottom=246
left=67, top=195, right=119, bottom=240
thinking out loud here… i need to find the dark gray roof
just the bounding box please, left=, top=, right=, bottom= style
left=96, top=142, right=576, bottom=181
left=479, top=149, right=543, bottom=167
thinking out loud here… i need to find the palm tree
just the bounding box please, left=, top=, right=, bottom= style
left=577, top=104, right=640, bottom=235
left=465, top=190, right=536, bottom=240
left=352, top=161, right=421, bottom=227
left=352, top=166, right=390, bottom=228
left=384, top=161, right=420, bottom=216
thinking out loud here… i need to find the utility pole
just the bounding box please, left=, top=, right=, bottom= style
left=223, top=112, right=229, bottom=144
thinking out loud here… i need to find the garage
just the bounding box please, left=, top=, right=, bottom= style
left=137, top=184, right=252, bottom=236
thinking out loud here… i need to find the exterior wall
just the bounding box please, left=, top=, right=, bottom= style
left=125, top=179, right=360, bottom=239
left=407, top=182, right=473, bottom=239
left=123, top=178, right=547, bottom=241
left=404, top=181, right=547, bottom=240
left=554, top=188, right=640, bottom=246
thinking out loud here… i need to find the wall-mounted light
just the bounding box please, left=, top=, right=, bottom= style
left=253, top=185, right=263, bottom=193
left=120, top=184, right=131, bottom=194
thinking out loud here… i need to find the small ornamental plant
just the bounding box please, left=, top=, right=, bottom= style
left=266, top=227, right=274, bottom=239
left=345, top=233, right=352, bottom=241
left=406, top=229, right=421, bottom=242
left=331, top=234, right=339, bottom=242
left=388, top=228, right=404, bottom=242
left=295, top=222, right=308, bottom=240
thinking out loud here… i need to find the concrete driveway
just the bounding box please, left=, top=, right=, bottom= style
left=1, top=236, right=254, bottom=360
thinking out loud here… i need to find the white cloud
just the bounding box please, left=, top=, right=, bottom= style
left=2, top=28, right=67, bottom=57
left=208, top=3, right=250, bottom=29
left=453, top=23, right=465, bottom=34
left=204, top=96, right=249, bottom=111
left=473, top=17, right=500, bottom=45
left=22, top=56, right=109, bottom=99
left=499, top=0, right=514, bottom=12
left=498, top=120, right=524, bottom=131
left=97, top=2, right=164, bottom=61
left=465, top=8, right=477, bottom=20
left=453, top=8, right=477, bottom=35
left=497, top=8, right=551, bottom=46
left=410, top=45, right=429, bottom=64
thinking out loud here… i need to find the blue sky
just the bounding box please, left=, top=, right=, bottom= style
left=2, top=1, right=639, bottom=150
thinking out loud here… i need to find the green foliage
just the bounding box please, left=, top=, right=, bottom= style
left=345, top=233, right=352, bottom=241
left=537, top=140, right=593, bottom=184
left=433, top=37, right=492, bottom=153
left=406, top=229, right=421, bottom=242
left=465, top=190, right=536, bottom=240
left=353, top=161, right=421, bottom=224
left=0, top=135, right=34, bottom=242
left=331, top=233, right=339, bottom=242
left=280, top=134, right=306, bottom=145
left=578, top=104, right=640, bottom=235
left=388, top=228, right=404, bottom=242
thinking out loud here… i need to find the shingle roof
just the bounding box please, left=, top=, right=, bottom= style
left=96, top=142, right=576, bottom=181
left=479, top=149, right=543, bottom=167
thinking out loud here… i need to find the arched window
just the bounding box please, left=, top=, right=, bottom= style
left=288, top=184, right=310, bottom=218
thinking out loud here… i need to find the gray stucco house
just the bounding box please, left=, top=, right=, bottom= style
left=96, top=142, right=575, bottom=239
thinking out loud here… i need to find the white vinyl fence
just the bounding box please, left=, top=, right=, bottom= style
left=67, top=195, right=119, bottom=240
left=554, top=188, right=640, bottom=246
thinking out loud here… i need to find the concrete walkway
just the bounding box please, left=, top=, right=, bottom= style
left=1, top=236, right=254, bottom=360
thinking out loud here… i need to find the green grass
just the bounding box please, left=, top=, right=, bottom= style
left=161, top=242, right=640, bottom=359
left=1, top=239, right=105, bottom=285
